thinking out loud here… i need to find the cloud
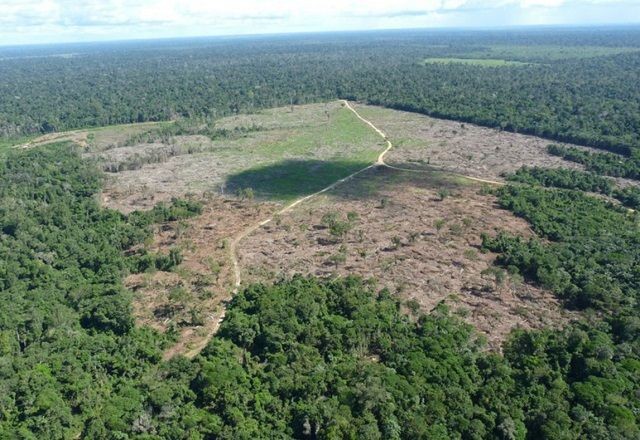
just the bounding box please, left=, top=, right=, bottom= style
left=0, top=0, right=599, bottom=27
left=0, top=0, right=638, bottom=45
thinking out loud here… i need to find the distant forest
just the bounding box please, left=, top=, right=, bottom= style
left=1, top=27, right=640, bottom=153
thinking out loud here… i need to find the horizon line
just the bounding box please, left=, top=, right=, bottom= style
left=2, top=21, right=640, bottom=50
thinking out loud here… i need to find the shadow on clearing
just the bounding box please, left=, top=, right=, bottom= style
left=225, top=159, right=372, bottom=201
left=225, top=159, right=473, bottom=202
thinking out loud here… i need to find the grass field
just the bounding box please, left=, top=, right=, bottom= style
left=475, top=45, right=640, bottom=61
left=215, top=102, right=383, bottom=159
left=422, top=57, right=531, bottom=67
left=422, top=46, right=640, bottom=66
left=223, top=106, right=382, bottom=200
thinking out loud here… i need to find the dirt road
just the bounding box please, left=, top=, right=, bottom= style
left=177, top=100, right=507, bottom=358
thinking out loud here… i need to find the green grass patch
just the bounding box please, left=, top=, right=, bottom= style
left=468, top=45, right=640, bottom=62
left=225, top=105, right=384, bottom=202
left=422, top=58, right=530, bottom=67
left=259, top=107, right=382, bottom=162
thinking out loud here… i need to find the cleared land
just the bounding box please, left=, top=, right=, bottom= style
left=123, top=101, right=573, bottom=353
left=120, top=102, right=384, bottom=354
left=353, top=103, right=575, bottom=179
left=350, top=103, right=639, bottom=188
left=126, top=197, right=280, bottom=359
left=22, top=100, right=604, bottom=355
left=92, top=102, right=383, bottom=211
left=237, top=166, right=570, bottom=350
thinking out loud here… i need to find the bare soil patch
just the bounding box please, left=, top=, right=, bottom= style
left=238, top=167, right=571, bottom=350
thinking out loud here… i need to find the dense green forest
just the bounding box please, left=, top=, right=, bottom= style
left=506, top=166, right=640, bottom=209
left=548, top=144, right=640, bottom=179
left=483, top=185, right=640, bottom=314
left=1, top=27, right=640, bottom=153
left=0, top=145, right=201, bottom=438
left=1, top=141, right=639, bottom=438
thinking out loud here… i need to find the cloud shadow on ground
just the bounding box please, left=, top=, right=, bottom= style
left=225, top=158, right=473, bottom=202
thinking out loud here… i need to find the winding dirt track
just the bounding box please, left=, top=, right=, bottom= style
left=228, top=102, right=392, bottom=293
left=228, top=101, right=502, bottom=292
left=179, top=100, right=504, bottom=358
left=180, top=100, right=504, bottom=358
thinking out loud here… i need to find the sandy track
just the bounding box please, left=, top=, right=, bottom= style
left=178, top=100, right=504, bottom=359
left=181, top=101, right=384, bottom=358
left=229, top=101, right=391, bottom=296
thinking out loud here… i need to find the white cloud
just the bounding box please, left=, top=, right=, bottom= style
left=0, top=0, right=637, bottom=45
left=520, top=0, right=565, bottom=7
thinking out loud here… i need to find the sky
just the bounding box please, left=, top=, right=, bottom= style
left=1, top=0, right=639, bottom=46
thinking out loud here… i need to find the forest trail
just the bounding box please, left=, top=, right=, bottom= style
left=228, top=101, right=394, bottom=297
left=180, top=100, right=504, bottom=359
left=181, top=101, right=381, bottom=358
